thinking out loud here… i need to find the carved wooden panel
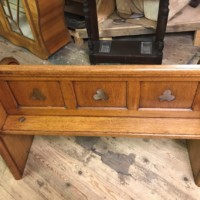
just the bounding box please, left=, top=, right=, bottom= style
left=74, top=81, right=127, bottom=107
left=9, top=81, right=65, bottom=107
left=140, top=82, right=198, bottom=109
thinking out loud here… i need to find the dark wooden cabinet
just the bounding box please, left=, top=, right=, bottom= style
left=83, top=0, right=169, bottom=64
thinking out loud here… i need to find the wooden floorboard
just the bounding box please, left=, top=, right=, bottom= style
left=0, top=185, right=16, bottom=200
left=0, top=156, right=6, bottom=183
left=0, top=33, right=199, bottom=65
left=0, top=33, right=200, bottom=199
left=1, top=136, right=200, bottom=200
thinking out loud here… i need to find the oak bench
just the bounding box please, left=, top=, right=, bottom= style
left=0, top=64, right=200, bottom=187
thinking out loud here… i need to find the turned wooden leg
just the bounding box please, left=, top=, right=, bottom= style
left=0, top=135, right=34, bottom=180
left=187, top=140, right=200, bottom=186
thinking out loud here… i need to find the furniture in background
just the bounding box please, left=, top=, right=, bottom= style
left=65, top=0, right=84, bottom=16
left=83, top=0, right=169, bottom=64
left=116, top=0, right=190, bottom=21
left=0, top=0, right=71, bottom=59
left=71, top=2, right=200, bottom=47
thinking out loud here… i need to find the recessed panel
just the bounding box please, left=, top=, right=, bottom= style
left=74, top=82, right=127, bottom=107
left=9, top=81, right=64, bottom=107
left=140, top=82, right=198, bottom=109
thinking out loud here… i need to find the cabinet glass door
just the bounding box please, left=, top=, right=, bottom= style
left=1, top=0, right=34, bottom=39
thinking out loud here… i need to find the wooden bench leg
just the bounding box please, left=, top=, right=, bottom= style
left=187, top=140, right=200, bottom=186
left=0, top=135, right=34, bottom=180
left=194, top=30, right=200, bottom=47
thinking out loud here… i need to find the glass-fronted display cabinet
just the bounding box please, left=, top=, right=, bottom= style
left=0, top=0, right=70, bottom=59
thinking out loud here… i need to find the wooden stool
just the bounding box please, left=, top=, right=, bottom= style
left=83, top=0, right=169, bottom=64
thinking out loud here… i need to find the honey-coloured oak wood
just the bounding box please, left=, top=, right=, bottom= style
left=187, top=140, right=200, bottom=186
left=0, top=100, right=33, bottom=180
left=8, top=81, right=65, bottom=107
left=140, top=81, right=198, bottom=109
left=74, top=81, right=127, bottom=107
left=0, top=134, right=34, bottom=180
left=1, top=65, right=200, bottom=119
left=60, top=81, right=77, bottom=109
left=0, top=102, right=7, bottom=130
left=194, top=30, right=200, bottom=46
left=1, top=64, right=200, bottom=187
left=3, top=115, right=200, bottom=139
left=192, top=83, right=200, bottom=111
left=0, top=81, right=18, bottom=113
left=0, top=0, right=71, bottom=59
left=127, top=81, right=140, bottom=110
left=2, top=65, right=200, bottom=78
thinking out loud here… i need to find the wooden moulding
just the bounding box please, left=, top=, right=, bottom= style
left=1, top=64, right=200, bottom=77
left=0, top=102, right=6, bottom=129
left=2, top=115, right=200, bottom=139
left=2, top=65, right=200, bottom=120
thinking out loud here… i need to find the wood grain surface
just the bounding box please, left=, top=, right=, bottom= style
left=0, top=0, right=70, bottom=59
left=9, top=81, right=65, bottom=107
left=1, top=136, right=200, bottom=200
left=0, top=81, right=18, bottom=113
left=60, top=81, right=77, bottom=109
left=127, top=81, right=140, bottom=110
left=74, top=81, right=127, bottom=107
left=0, top=102, right=6, bottom=129
left=140, top=81, right=198, bottom=109
left=194, top=30, right=200, bottom=46
left=0, top=33, right=200, bottom=197
left=0, top=135, right=33, bottom=180
left=1, top=65, right=200, bottom=78
left=188, top=140, right=200, bottom=186
left=3, top=115, right=200, bottom=139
